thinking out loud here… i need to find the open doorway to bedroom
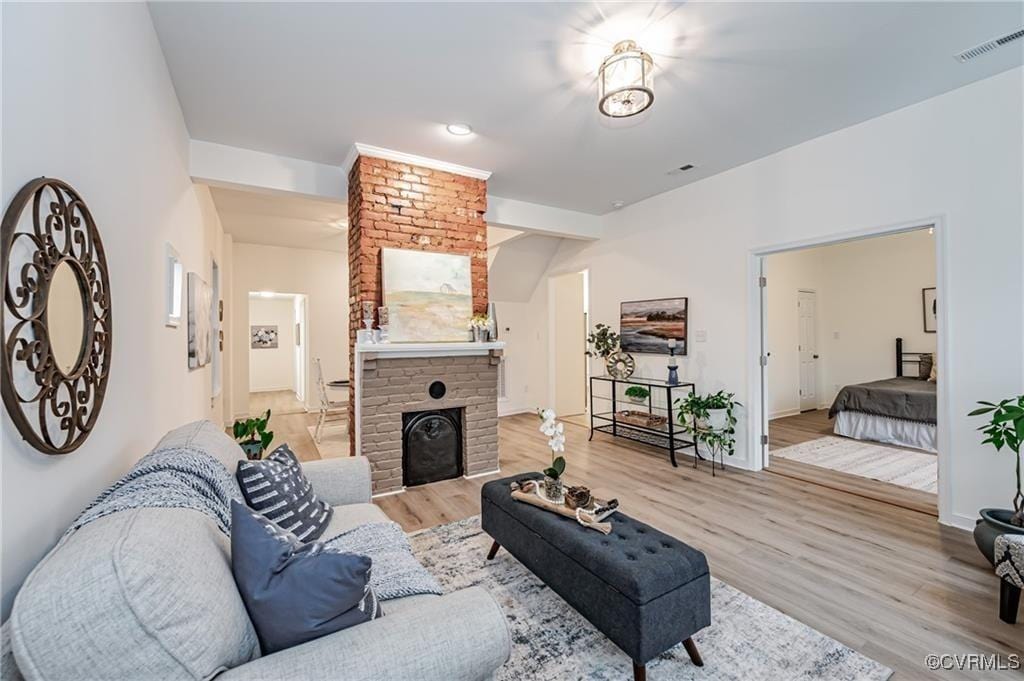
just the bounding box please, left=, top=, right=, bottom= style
left=247, top=291, right=309, bottom=417
left=761, top=226, right=939, bottom=512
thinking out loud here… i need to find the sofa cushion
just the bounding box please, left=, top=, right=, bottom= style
left=237, top=444, right=332, bottom=541
left=231, top=502, right=382, bottom=654
left=12, top=508, right=259, bottom=681
left=322, top=503, right=392, bottom=536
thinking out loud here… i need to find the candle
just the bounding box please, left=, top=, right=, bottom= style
left=667, top=338, right=677, bottom=349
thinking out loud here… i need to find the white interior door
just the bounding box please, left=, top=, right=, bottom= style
left=552, top=272, right=586, bottom=417
left=798, top=290, right=818, bottom=411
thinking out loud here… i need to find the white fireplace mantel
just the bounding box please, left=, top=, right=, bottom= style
left=355, top=340, right=505, bottom=360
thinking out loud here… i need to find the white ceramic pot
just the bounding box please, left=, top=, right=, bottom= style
left=706, top=408, right=729, bottom=431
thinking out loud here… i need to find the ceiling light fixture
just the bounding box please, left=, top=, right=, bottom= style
left=611, top=201, right=625, bottom=209
left=446, top=123, right=473, bottom=136
left=598, top=40, right=654, bottom=118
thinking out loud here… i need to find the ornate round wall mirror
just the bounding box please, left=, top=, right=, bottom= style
left=1, top=178, right=112, bottom=454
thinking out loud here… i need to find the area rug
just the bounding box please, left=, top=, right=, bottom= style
left=306, top=422, right=349, bottom=459
left=409, top=517, right=892, bottom=681
left=771, top=436, right=936, bottom=493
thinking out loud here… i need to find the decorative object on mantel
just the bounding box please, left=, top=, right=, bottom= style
left=486, top=302, right=498, bottom=340
left=666, top=337, right=680, bottom=385
left=377, top=306, right=389, bottom=342
left=469, top=314, right=492, bottom=342
left=969, top=394, right=1024, bottom=564
left=620, top=298, right=688, bottom=355
left=624, top=385, right=649, bottom=404
left=361, top=301, right=375, bottom=343
left=1, top=177, right=113, bottom=455
left=187, top=272, right=212, bottom=368
left=509, top=479, right=613, bottom=534
left=381, top=247, right=472, bottom=342
left=233, top=409, right=274, bottom=460
left=538, top=408, right=567, bottom=502
left=605, top=351, right=635, bottom=379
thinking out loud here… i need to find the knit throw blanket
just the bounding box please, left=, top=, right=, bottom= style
left=324, top=522, right=443, bottom=600
left=69, top=446, right=242, bottom=536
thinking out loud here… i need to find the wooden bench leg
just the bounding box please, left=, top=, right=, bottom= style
left=683, top=637, right=704, bottom=667
left=632, top=662, right=646, bottom=681
left=486, top=540, right=501, bottom=560
left=1000, top=580, right=1021, bottom=624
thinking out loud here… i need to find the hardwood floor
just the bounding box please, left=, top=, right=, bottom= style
left=249, top=390, right=307, bottom=416
left=769, top=409, right=939, bottom=516
left=279, top=410, right=1020, bottom=679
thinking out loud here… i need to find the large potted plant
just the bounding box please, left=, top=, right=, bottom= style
left=677, top=391, right=742, bottom=459
left=969, top=395, right=1024, bottom=564
left=233, top=409, right=274, bottom=460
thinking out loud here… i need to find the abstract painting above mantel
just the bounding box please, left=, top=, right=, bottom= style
left=382, top=247, right=472, bottom=342
left=620, top=297, right=688, bottom=355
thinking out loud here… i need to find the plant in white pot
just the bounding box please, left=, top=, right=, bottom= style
left=624, top=385, right=650, bottom=405
left=537, top=408, right=567, bottom=502
left=969, top=395, right=1024, bottom=564
left=676, top=391, right=741, bottom=457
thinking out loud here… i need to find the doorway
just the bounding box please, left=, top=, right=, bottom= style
left=248, top=291, right=309, bottom=416
left=550, top=271, right=588, bottom=418
left=753, top=221, right=946, bottom=517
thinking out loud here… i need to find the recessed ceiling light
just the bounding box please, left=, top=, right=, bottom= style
left=611, top=201, right=625, bottom=209
left=446, top=123, right=473, bottom=136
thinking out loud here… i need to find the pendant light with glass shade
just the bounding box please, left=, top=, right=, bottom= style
left=598, top=40, right=654, bottom=118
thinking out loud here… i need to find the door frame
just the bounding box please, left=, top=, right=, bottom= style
left=747, top=215, right=951, bottom=524
left=796, top=288, right=819, bottom=412
left=546, top=268, right=590, bottom=417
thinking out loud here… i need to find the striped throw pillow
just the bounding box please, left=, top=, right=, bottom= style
left=236, top=444, right=332, bottom=541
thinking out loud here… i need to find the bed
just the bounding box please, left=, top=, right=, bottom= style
left=828, top=338, right=937, bottom=452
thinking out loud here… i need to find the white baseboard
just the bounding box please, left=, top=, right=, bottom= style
left=768, top=408, right=801, bottom=420
left=498, top=407, right=532, bottom=418
left=250, top=387, right=297, bottom=394
left=464, top=468, right=501, bottom=480
left=944, top=513, right=977, bottom=533
left=371, top=487, right=406, bottom=499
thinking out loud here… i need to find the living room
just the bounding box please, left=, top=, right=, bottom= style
left=2, top=3, right=1023, bottom=680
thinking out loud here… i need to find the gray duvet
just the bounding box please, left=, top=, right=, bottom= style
left=828, top=377, right=937, bottom=424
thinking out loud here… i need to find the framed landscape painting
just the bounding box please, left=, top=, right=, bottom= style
left=620, top=297, right=688, bottom=355
left=382, top=248, right=472, bottom=342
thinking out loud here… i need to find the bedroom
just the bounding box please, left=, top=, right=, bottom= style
left=763, top=227, right=939, bottom=510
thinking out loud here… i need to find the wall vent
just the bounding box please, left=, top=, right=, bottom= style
left=955, top=27, right=1024, bottom=62
left=667, top=164, right=696, bottom=175
left=497, top=357, right=508, bottom=400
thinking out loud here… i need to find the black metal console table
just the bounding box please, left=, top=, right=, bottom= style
left=588, top=376, right=697, bottom=467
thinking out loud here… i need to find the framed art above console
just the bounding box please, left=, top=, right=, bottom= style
left=620, top=297, right=688, bottom=355
left=1, top=177, right=113, bottom=454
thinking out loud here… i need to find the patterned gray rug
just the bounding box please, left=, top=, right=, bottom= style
left=410, top=517, right=892, bottom=681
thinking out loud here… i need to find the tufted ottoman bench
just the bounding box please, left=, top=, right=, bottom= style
left=481, top=474, right=710, bottom=680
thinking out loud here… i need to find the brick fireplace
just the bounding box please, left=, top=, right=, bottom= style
left=346, top=148, right=500, bottom=495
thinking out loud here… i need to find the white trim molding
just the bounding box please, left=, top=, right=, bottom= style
left=343, top=143, right=492, bottom=180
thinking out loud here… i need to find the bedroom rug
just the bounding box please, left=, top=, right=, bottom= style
left=409, top=517, right=892, bottom=681
left=306, top=423, right=350, bottom=458
left=772, top=435, right=937, bottom=493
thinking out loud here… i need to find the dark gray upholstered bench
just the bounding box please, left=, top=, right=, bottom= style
left=482, top=473, right=711, bottom=680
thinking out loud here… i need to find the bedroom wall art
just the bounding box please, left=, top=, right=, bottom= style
left=381, top=247, right=472, bottom=342
left=620, top=297, right=688, bottom=355
left=922, top=287, right=937, bottom=333
left=251, top=325, right=279, bottom=349
left=187, top=272, right=212, bottom=368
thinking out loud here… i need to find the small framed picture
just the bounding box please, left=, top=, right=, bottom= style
left=922, top=287, right=937, bottom=333
left=251, top=325, right=279, bottom=349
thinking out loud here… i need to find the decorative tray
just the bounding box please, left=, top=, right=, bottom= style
left=615, top=410, right=668, bottom=429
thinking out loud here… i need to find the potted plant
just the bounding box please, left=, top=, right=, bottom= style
left=969, top=395, right=1024, bottom=564
left=677, top=391, right=740, bottom=432
left=469, top=314, right=491, bottom=342
left=233, top=409, right=274, bottom=460
left=585, top=323, right=620, bottom=361
left=537, top=408, right=567, bottom=502
left=624, top=385, right=650, bottom=405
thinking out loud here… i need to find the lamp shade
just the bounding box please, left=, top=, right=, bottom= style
left=598, top=40, right=654, bottom=118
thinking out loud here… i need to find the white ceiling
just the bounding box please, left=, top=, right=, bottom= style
left=152, top=2, right=1023, bottom=215
left=209, top=186, right=347, bottom=252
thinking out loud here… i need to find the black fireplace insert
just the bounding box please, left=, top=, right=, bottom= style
left=402, top=408, right=463, bottom=487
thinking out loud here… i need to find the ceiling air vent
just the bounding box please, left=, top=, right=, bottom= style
left=667, top=164, right=696, bottom=175
left=955, top=27, right=1024, bottom=63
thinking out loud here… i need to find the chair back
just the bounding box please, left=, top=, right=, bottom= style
left=315, top=357, right=330, bottom=409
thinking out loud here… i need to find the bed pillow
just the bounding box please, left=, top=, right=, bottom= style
left=236, top=444, right=332, bottom=541
left=230, top=501, right=382, bottom=654
left=928, top=354, right=937, bottom=382
left=918, top=353, right=933, bottom=380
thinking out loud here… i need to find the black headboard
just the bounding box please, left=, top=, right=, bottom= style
left=895, top=337, right=929, bottom=378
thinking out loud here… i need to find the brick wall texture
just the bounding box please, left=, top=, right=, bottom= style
left=359, top=355, right=500, bottom=494
left=347, top=154, right=489, bottom=443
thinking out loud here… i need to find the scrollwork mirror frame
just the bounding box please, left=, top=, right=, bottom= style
left=1, top=177, right=113, bottom=454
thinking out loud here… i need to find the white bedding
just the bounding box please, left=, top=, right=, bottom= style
left=833, top=410, right=936, bottom=453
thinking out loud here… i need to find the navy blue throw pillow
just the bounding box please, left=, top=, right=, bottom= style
left=236, top=444, right=332, bottom=541
left=230, top=501, right=383, bottom=654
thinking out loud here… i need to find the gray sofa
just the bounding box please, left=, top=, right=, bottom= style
left=9, top=421, right=511, bottom=680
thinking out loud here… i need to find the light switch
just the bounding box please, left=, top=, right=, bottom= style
left=694, top=330, right=707, bottom=342
left=833, top=331, right=840, bottom=340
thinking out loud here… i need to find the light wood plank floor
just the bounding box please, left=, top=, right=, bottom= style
left=249, top=390, right=306, bottom=416
left=273, top=410, right=1021, bottom=679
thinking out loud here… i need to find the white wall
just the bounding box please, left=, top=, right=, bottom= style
left=1, top=3, right=229, bottom=619
left=248, top=297, right=297, bottom=393
left=766, top=229, right=936, bottom=417
left=517, top=67, right=1023, bottom=529
left=491, top=301, right=542, bottom=416
left=231, top=243, right=348, bottom=416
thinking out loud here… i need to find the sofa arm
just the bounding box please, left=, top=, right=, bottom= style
left=301, top=457, right=371, bottom=506
left=220, top=587, right=510, bottom=681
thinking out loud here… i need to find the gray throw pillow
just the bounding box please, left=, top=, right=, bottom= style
left=918, top=353, right=933, bottom=380
left=230, top=501, right=382, bottom=654
left=236, top=444, right=332, bottom=541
